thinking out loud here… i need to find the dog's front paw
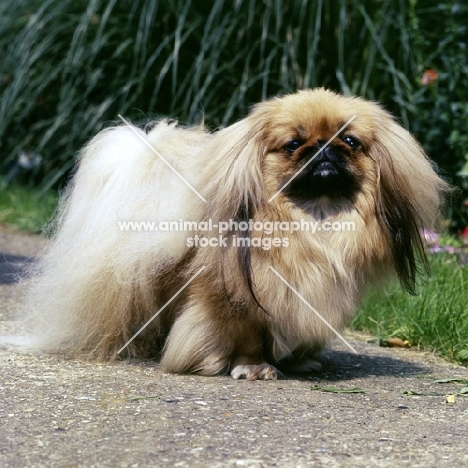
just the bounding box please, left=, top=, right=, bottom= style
left=230, top=364, right=282, bottom=381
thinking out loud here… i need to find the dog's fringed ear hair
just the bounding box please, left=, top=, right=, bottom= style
left=201, top=116, right=267, bottom=223
left=370, top=118, right=448, bottom=294
left=198, top=115, right=270, bottom=312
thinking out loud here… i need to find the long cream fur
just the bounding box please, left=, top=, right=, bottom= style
left=10, top=89, right=447, bottom=379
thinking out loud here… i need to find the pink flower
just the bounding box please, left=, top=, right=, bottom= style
left=421, top=69, right=438, bottom=86
left=420, top=229, right=439, bottom=245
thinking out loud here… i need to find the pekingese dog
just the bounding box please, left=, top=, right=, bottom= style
left=19, top=88, right=447, bottom=380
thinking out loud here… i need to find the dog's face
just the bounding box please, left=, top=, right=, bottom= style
left=256, top=89, right=383, bottom=209
left=280, top=127, right=363, bottom=201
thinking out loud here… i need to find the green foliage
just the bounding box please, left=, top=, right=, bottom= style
left=408, top=0, right=468, bottom=227
left=352, top=252, right=468, bottom=365
left=0, top=0, right=467, bottom=223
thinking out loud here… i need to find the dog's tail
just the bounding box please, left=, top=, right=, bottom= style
left=7, top=121, right=208, bottom=359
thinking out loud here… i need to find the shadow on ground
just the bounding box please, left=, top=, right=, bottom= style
left=117, top=347, right=429, bottom=384
left=0, top=252, right=35, bottom=285
left=316, top=349, right=428, bottom=381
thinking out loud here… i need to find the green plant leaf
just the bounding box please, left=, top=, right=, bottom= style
left=434, top=378, right=468, bottom=384
left=129, top=395, right=160, bottom=402
left=404, top=390, right=447, bottom=396
left=311, top=385, right=366, bottom=394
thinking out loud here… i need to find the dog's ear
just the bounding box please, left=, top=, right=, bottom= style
left=374, top=155, right=427, bottom=294
left=202, top=116, right=267, bottom=222
left=199, top=114, right=272, bottom=313
left=369, top=118, right=447, bottom=294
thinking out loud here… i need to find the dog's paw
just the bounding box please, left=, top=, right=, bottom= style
left=230, top=364, right=282, bottom=381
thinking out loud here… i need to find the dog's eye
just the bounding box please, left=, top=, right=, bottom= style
left=284, top=139, right=303, bottom=153
left=342, top=135, right=360, bottom=149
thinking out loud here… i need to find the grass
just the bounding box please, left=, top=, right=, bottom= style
left=0, top=179, right=57, bottom=233
left=352, top=252, right=468, bottom=365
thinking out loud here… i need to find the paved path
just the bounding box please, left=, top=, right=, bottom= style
left=1, top=227, right=467, bottom=467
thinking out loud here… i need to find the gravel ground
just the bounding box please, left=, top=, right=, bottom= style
left=1, top=227, right=467, bottom=468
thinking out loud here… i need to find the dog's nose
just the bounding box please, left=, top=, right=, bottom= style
left=312, top=144, right=340, bottom=163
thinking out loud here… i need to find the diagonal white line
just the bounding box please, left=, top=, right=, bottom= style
left=118, top=114, right=207, bottom=203
left=268, top=115, right=357, bottom=202
left=117, top=265, right=206, bottom=354
left=268, top=266, right=358, bottom=354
